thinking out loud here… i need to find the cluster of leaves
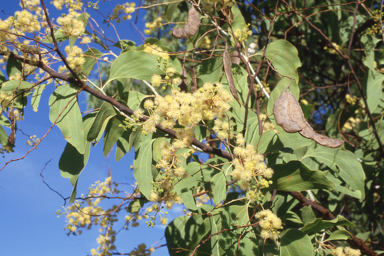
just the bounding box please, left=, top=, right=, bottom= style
left=1, top=0, right=384, bottom=256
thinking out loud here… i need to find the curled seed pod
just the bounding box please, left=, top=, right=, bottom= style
left=172, top=7, right=200, bottom=39
left=223, top=44, right=240, bottom=104
left=273, top=88, right=344, bottom=148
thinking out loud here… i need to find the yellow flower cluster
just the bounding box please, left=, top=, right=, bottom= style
left=128, top=243, right=154, bottom=256
left=64, top=45, right=85, bottom=73
left=342, top=117, right=361, bottom=132
left=332, top=247, right=361, bottom=256
left=144, top=17, right=163, bottom=35
left=200, top=36, right=212, bottom=50
left=345, top=94, right=358, bottom=105
left=57, top=12, right=85, bottom=37
left=234, top=23, right=252, bottom=43
left=22, top=0, right=42, bottom=14
left=255, top=81, right=270, bottom=96
left=26, top=135, right=40, bottom=146
left=324, top=42, right=344, bottom=55
left=258, top=114, right=277, bottom=133
left=201, top=0, right=234, bottom=12
left=109, top=2, right=136, bottom=22
left=255, top=209, right=283, bottom=240
left=232, top=133, right=273, bottom=193
left=143, top=44, right=169, bottom=60
left=60, top=177, right=124, bottom=256
left=52, top=0, right=83, bottom=11
left=14, top=10, right=41, bottom=33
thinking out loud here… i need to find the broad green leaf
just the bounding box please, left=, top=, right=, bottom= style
left=361, top=69, right=384, bottom=112
left=113, top=40, right=137, bottom=52
left=268, top=161, right=333, bottom=191
left=108, top=51, right=164, bottom=82
left=210, top=172, right=226, bottom=205
left=152, top=137, right=165, bottom=162
left=303, top=147, right=365, bottom=200
left=49, top=84, right=85, bottom=154
left=6, top=56, right=22, bottom=77
left=230, top=5, right=246, bottom=46
left=0, top=70, right=5, bottom=82
left=301, top=205, right=316, bottom=225
left=127, top=199, right=145, bottom=213
left=59, top=113, right=94, bottom=203
left=256, top=130, right=284, bottom=154
left=115, top=129, right=132, bottom=162
left=82, top=48, right=103, bottom=77
left=127, top=91, right=148, bottom=110
left=300, top=215, right=354, bottom=234
left=31, top=85, right=45, bottom=112
left=44, top=29, right=67, bottom=43
left=361, top=34, right=380, bottom=71
left=196, top=57, right=223, bottom=84
left=210, top=216, right=220, bottom=256
left=325, top=230, right=353, bottom=241
left=103, top=116, right=126, bottom=156
left=0, top=125, right=9, bottom=145
left=280, top=229, right=313, bottom=256
left=1, top=80, right=34, bottom=92
left=257, top=40, right=302, bottom=82
left=165, top=215, right=190, bottom=255
left=179, top=190, right=197, bottom=211
left=133, top=139, right=154, bottom=199
left=129, top=126, right=142, bottom=152
left=227, top=205, right=249, bottom=226
left=87, top=102, right=117, bottom=141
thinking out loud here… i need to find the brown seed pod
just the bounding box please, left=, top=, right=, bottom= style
left=223, top=44, right=240, bottom=104
left=273, top=88, right=344, bottom=148
left=172, top=7, right=200, bottom=39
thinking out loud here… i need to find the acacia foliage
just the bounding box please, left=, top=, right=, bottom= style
left=0, top=0, right=383, bottom=255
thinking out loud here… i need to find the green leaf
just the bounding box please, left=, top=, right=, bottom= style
left=43, top=29, right=68, bottom=43
left=49, top=84, right=85, bottom=154
left=113, top=40, right=137, bottom=52
left=59, top=113, right=94, bottom=203
left=210, top=172, right=226, bottom=205
left=227, top=205, right=249, bottom=226
left=87, top=102, right=117, bottom=141
left=165, top=215, right=190, bottom=255
left=1, top=80, right=34, bottom=92
left=6, top=56, right=22, bottom=77
left=325, top=230, right=353, bottom=241
left=127, top=199, right=145, bottom=213
left=300, top=215, right=355, bottom=234
left=152, top=137, right=165, bottom=162
left=280, top=229, right=313, bottom=256
left=31, top=85, right=45, bottom=112
left=179, top=190, right=197, bottom=211
left=133, top=139, right=154, bottom=199
left=268, top=161, right=333, bottom=191
left=361, top=69, right=384, bottom=112
left=257, top=40, right=301, bottom=82
left=0, top=125, right=9, bottom=145
left=127, top=91, right=148, bottom=110
left=108, top=51, right=164, bottom=83
left=303, top=147, right=366, bottom=200
left=103, top=116, right=126, bottom=156
left=210, top=216, right=220, bottom=256
left=0, top=70, right=5, bottom=83
left=361, top=34, right=380, bottom=71
left=230, top=5, right=246, bottom=46
left=82, top=48, right=103, bottom=77
left=115, top=129, right=132, bottom=162
left=301, top=205, right=316, bottom=225
left=196, top=57, right=223, bottom=84
left=129, top=127, right=142, bottom=152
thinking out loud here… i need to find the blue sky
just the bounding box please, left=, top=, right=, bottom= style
left=0, top=1, right=177, bottom=255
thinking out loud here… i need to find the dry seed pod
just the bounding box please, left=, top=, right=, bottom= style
left=223, top=44, right=240, bottom=104
left=273, top=88, right=344, bottom=148
left=172, top=7, right=200, bottom=39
